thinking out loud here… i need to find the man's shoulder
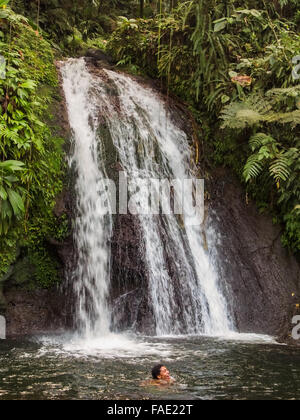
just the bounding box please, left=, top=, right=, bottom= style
left=140, top=378, right=175, bottom=387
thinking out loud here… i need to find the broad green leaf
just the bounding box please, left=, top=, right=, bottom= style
left=4, top=175, right=18, bottom=182
left=1, top=199, right=12, bottom=220
left=0, top=185, right=7, bottom=200
left=7, top=189, right=24, bottom=216
left=20, top=80, right=36, bottom=90
left=0, top=160, right=25, bottom=171
left=214, top=21, right=227, bottom=32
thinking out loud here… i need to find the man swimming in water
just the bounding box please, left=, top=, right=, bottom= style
left=141, top=364, right=175, bottom=387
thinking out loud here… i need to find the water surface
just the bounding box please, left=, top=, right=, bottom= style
left=0, top=334, right=299, bottom=400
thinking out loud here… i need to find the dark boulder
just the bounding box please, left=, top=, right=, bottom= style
left=85, top=49, right=116, bottom=66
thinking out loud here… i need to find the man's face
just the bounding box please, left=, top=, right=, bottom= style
left=158, top=366, right=170, bottom=381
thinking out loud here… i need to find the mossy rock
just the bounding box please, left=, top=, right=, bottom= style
left=8, top=257, right=35, bottom=288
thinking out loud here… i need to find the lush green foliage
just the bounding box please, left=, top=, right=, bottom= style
left=13, top=0, right=146, bottom=53
left=0, top=5, right=67, bottom=286
left=12, top=1, right=188, bottom=53
left=0, top=160, right=25, bottom=235
left=107, top=0, right=300, bottom=254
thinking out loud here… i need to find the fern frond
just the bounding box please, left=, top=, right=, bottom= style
left=243, top=154, right=264, bottom=182
left=221, top=103, right=261, bottom=129
left=269, top=154, right=291, bottom=182
left=0, top=124, right=21, bottom=143
left=221, top=95, right=272, bottom=129
left=266, top=86, right=300, bottom=99
left=274, top=110, right=300, bottom=128
left=249, top=133, right=277, bottom=152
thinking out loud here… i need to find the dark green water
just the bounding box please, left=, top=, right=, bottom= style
left=0, top=333, right=299, bottom=400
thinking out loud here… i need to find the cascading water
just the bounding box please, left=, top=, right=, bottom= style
left=61, top=58, right=234, bottom=338
left=61, top=59, right=113, bottom=338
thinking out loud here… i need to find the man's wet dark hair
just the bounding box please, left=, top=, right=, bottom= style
left=152, top=364, right=163, bottom=379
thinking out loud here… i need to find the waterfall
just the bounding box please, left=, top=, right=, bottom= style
left=61, top=58, right=234, bottom=338
left=61, top=59, right=113, bottom=338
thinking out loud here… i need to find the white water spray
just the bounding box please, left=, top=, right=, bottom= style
left=61, top=59, right=112, bottom=338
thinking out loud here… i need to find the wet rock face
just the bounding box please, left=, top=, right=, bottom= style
left=85, top=49, right=116, bottom=66
left=209, top=169, right=300, bottom=338
left=4, top=288, right=70, bottom=338
left=1, top=251, right=74, bottom=338
left=109, top=207, right=155, bottom=334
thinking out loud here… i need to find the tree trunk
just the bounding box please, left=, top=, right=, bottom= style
left=170, top=0, right=178, bottom=10
left=140, top=0, right=144, bottom=18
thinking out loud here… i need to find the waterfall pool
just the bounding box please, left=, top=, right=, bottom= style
left=0, top=333, right=299, bottom=400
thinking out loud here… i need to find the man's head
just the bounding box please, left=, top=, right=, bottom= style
left=152, top=364, right=171, bottom=381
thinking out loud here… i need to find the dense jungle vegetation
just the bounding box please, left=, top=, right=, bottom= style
left=0, top=0, right=299, bottom=296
